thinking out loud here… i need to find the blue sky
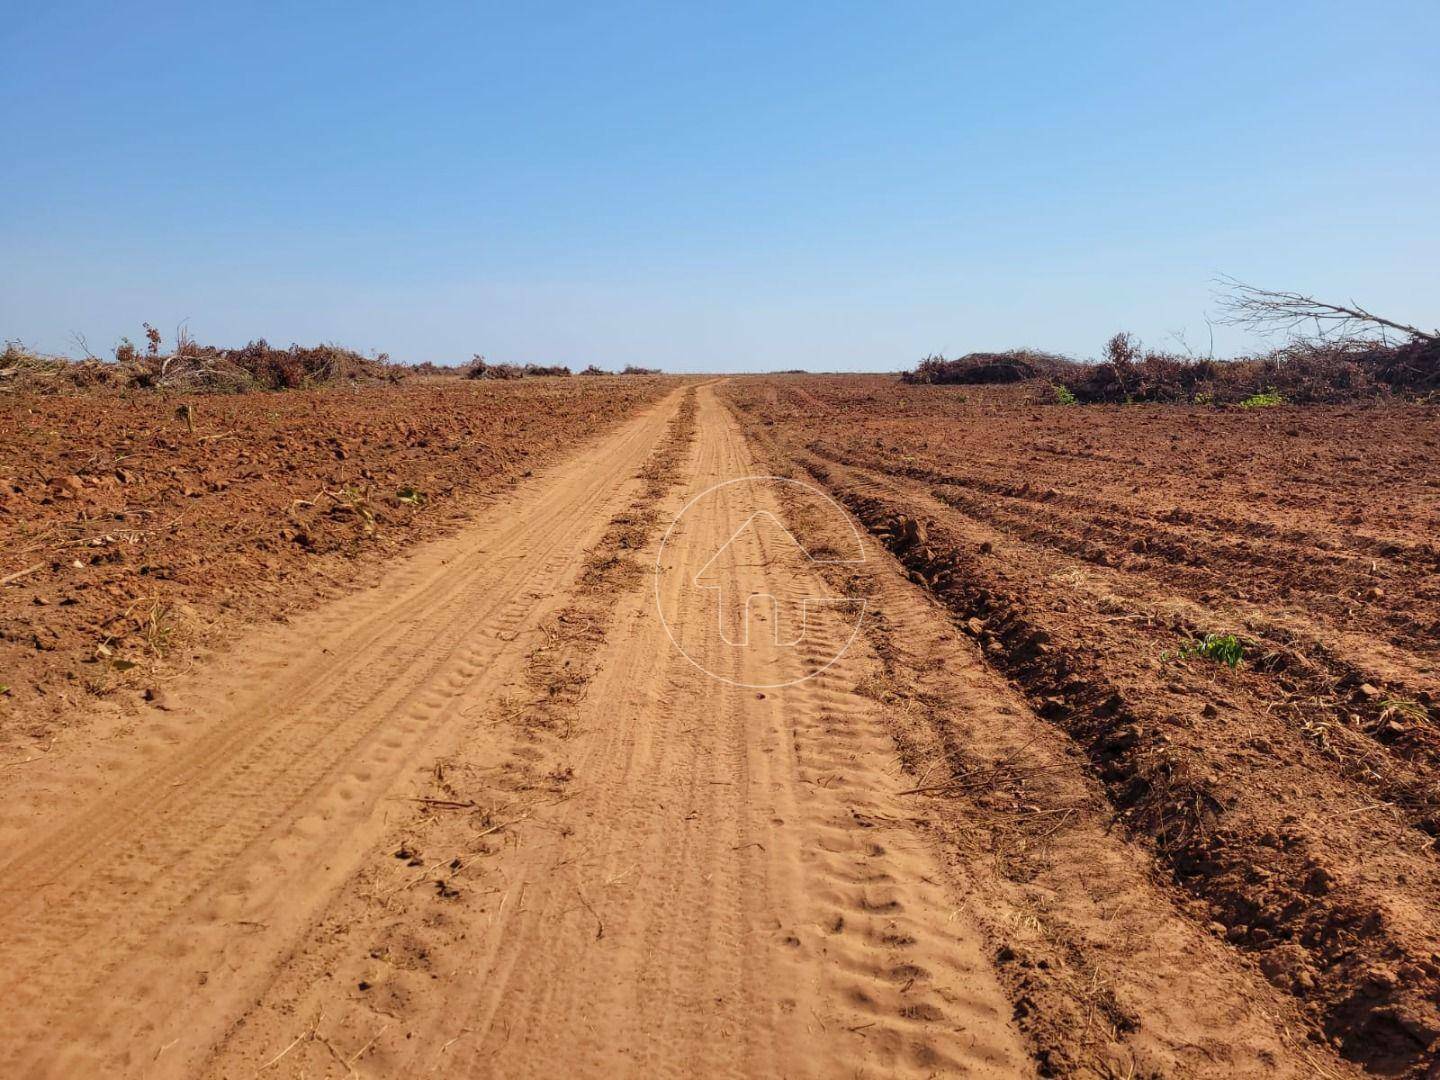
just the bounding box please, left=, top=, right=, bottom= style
left=3, top=1, right=1436, bottom=371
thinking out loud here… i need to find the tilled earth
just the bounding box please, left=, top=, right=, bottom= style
left=3, top=373, right=1437, bottom=1079
left=723, top=375, right=1440, bottom=1076
left=0, top=377, right=672, bottom=744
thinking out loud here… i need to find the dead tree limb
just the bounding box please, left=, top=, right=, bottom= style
left=1215, top=276, right=1437, bottom=343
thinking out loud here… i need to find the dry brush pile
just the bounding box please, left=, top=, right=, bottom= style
left=2, top=332, right=401, bottom=395
left=903, top=282, right=1438, bottom=405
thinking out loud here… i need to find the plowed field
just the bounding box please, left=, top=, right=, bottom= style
left=0, top=376, right=672, bottom=743
left=3, top=375, right=1435, bottom=1078
left=724, top=374, right=1440, bottom=1076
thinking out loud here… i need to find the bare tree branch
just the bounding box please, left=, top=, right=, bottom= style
left=1215, top=275, right=1437, bottom=343
left=67, top=331, right=99, bottom=360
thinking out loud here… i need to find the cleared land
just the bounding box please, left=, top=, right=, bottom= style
left=724, top=374, right=1440, bottom=1076
left=1, top=374, right=1435, bottom=1078
left=0, top=376, right=671, bottom=740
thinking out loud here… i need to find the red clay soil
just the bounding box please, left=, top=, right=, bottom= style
left=0, top=377, right=673, bottom=746
left=723, top=375, right=1440, bottom=1078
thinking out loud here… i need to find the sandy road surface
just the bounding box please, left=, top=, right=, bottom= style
left=1, top=384, right=1344, bottom=1079
left=0, top=384, right=1024, bottom=1078
left=0, top=389, right=682, bottom=1076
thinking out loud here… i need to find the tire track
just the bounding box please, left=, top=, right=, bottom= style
left=0, top=389, right=687, bottom=1078
left=198, top=382, right=1032, bottom=1079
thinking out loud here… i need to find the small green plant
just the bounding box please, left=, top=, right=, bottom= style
left=1053, top=383, right=1078, bottom=406
left=141, top=600, right=176, bottom=657
left=1182, top=632, right=1245, bottom=668
left=1379, top=697, right=1428, bottom=724
left=333, top=486, right=377, bottom=536
left=1192, top=391, right=1213, bottom=406
left=396, top=486, right=427, bottom=506
left=1240, top=389, right=1285, bottom=408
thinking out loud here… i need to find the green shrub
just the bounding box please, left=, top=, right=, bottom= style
left=1184, top=632, right=1245, bottom=668
left=1239, top=389, right=1285, bottom=408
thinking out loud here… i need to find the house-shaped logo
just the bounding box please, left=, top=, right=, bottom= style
left=655, top=475, right=868, bottom=689
left=692, top=511, right=861, bottom=647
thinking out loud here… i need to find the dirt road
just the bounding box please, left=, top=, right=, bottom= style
left=1, top=385, right=1355, bottom=1078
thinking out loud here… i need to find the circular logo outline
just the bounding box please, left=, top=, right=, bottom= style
left=653, top=475, right=868, bottom=689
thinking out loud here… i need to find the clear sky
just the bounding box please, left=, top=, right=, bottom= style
left=3, top=1, right=1436, bottom=372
